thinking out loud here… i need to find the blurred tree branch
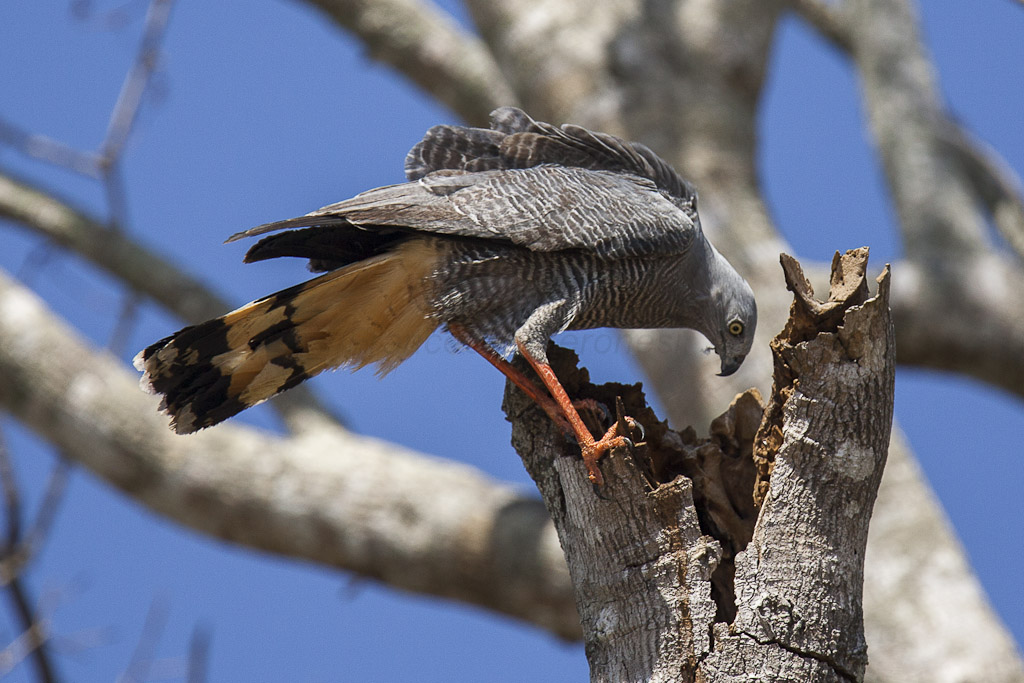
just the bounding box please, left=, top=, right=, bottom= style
left=297, top=0, right=517, bottom=124
left=787, top=0, right=1024, bottom=263
left=0, top=268, right=580, bottom=640
left=0, top=429, right=66, bottom=683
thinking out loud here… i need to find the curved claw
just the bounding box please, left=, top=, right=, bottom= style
left=625, top=417, right=645, bottom=443
left=616, top=416, right=646, bottom=446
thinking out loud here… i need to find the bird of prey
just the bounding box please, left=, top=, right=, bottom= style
left=135, top=107, right=756, bottom=484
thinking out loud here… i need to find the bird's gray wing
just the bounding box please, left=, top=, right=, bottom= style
left=404, top=107, right=698, bottom=222
left=229, top=165, right=695, bottom=259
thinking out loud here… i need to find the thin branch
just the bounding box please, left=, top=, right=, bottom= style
left=101, top=162, right=131, bottom=233
left=0, top=429, right=21, bottom=552
left=21, top=460, right=70, bottom=570
left=0, top=618, right=53, bottom=680
left=0, top=442, right=69, bottom=585
left=94, top=0, right=177, bottom=358
left=116, top=598, right=169, bottom=683
left=100, top=0, right=175, bottom=173
left=4, top=579, right=59, bottom=683
left=0, top=119, right=103, bottom=179
left=185, top=625, right=209, bottom=683
left=298, top=0, right=517, bottom=124
left=0, top=429, right=61, bottom=683
left=108, top=292, right=143, bottom=357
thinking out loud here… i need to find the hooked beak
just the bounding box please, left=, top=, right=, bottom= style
left=718, top=354, right=746, bottom=377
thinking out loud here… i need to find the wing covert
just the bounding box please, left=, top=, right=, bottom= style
left=405, top=107, right=698, bottom=221
left=229, top=165, right=695, bottom=259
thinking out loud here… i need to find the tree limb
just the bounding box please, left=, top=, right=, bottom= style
left=0, top=266, right=580, bottom=640
left=295, top=0, right=517, bottom=124
left=785, top=0, right=854, bottom=51
left=864, top=431, right=1024, bottom=683
left=891, top=255, right=1024, bottom=399
left=850, top=0, right=985, bottom=255
left=461, top=0, right=637, bottom=127
left=0, top=169, right=229, bottom=324
left=791, top=0, right=1024, bottom=264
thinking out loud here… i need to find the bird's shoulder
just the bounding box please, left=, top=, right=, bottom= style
left=405, top=107, right=698, bottom=221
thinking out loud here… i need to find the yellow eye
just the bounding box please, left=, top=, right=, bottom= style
left=728, top=321, right=744, bottom=336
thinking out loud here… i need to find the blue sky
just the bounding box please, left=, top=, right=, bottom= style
left=1, top=1, right=1022, bottom=680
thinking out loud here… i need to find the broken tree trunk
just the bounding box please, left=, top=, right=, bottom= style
left=504, top=248, right=895, bottom=682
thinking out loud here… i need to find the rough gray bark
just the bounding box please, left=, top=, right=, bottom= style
left=506, top=249, right=894, bottom=682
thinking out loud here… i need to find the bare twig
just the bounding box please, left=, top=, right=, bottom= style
left=0, top=429, right=21, bottom=552
left=0, top=446, right=68, bottom=585
left=0, top=0, right=174, bottom=194
left=116, top=597, right=169, bottom=683
left=22, top=461, right=70, bottom=569
left=4, top=579, right=59, bottom=683
left=96, top=0, right=176, bottom=354
left=186, top=625, right=210, bottom=683
left=108, top=292, right=143, bottom=357
left=71, top=0, right=149, bottom=30
left=0, top=617, right=53, bottom=680
left=100, top=0, right=175, bottom=177
left=0, top=429, right=61, bottom=683
left=0, top=119, right=103, bottom=179
left=2, top=0, right=175, bottom=361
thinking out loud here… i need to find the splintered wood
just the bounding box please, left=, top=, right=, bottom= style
left=503, top=247, right=894, bottom=682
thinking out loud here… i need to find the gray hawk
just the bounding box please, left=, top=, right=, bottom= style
left=135, top=107, right=757, bottom=484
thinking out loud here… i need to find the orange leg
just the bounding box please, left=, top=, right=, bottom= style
left=448, top=323, right=634, bottom=485
left=516, top=340, right=635, bottom=486
left=448, top=324, right=573, bottom=435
